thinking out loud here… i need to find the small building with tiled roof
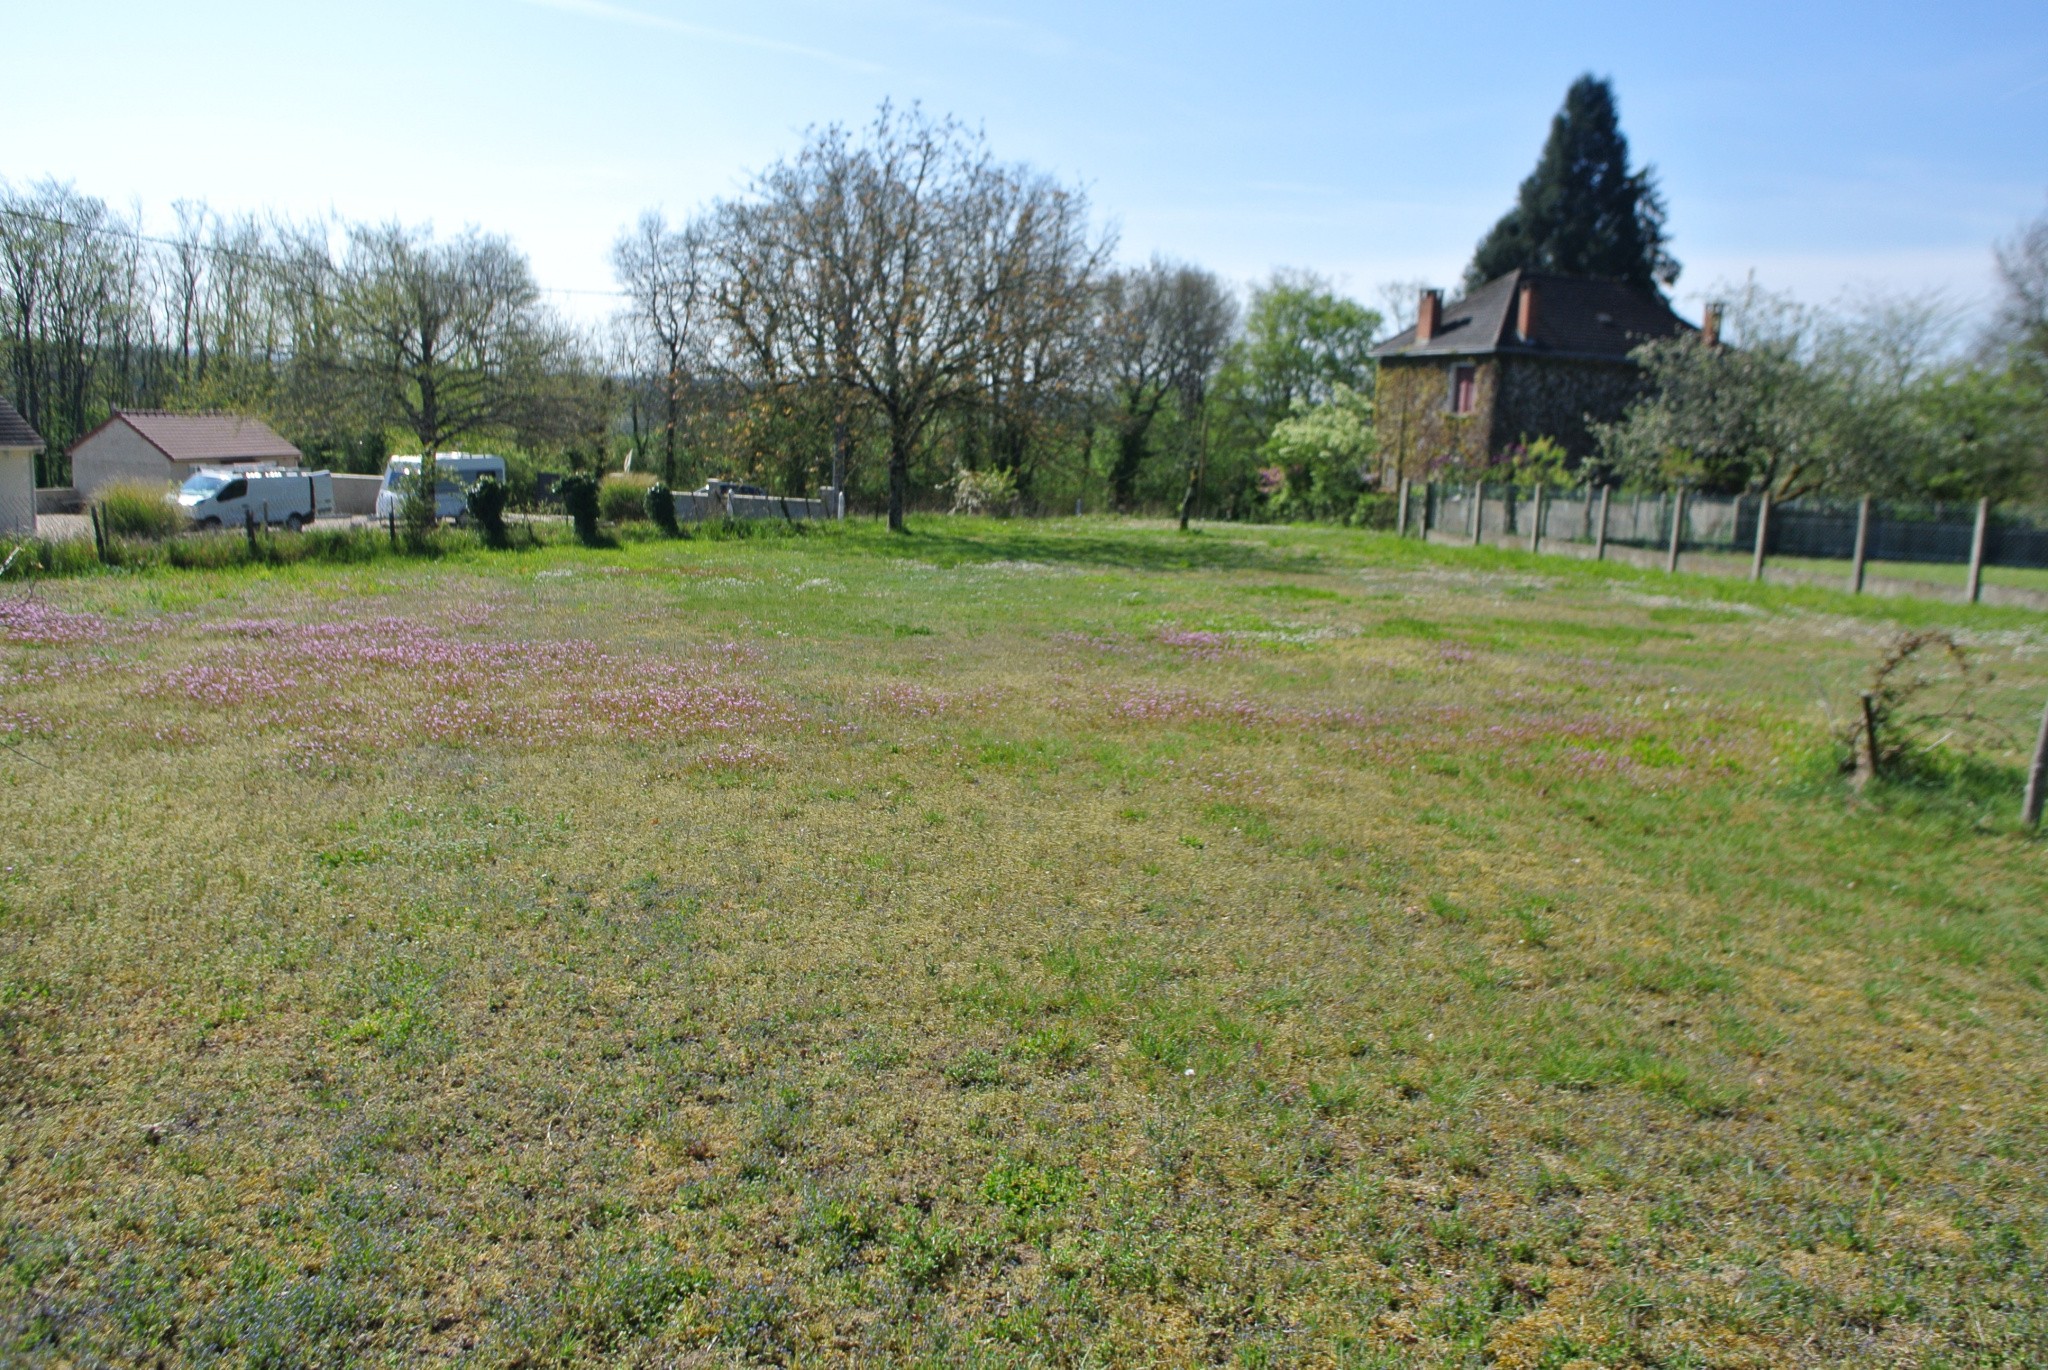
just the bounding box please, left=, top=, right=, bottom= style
left=1371, top=270, right=1701, bottom=480
left=68, top=409, right=301, bottom=499
left=0, top=397, right=45, bottom=536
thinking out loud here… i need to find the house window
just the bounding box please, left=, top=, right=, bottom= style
left=1449, top=364, right=1478, bottom=415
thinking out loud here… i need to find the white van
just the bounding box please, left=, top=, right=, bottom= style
left=373, top=453, right=508, bottom=522
left=174, top=468, right=334, bottom=531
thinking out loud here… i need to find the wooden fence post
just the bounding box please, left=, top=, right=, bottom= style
left=1750, top=489, right=1771, bottom=582
left=1848, top=495, right=1872, bottom=594
left=1594, top=485, right=1611, bottom=561
left=1471, top=482, right=1485, bottom=547
left=2024, top=692, right=2048, bottom=829
left=1528, top=484, right=1545, bottom=554
left=1854, top=691, right=1881, bottom=790
left=1665, top=488, right=1686, bottom=573
left=1965, top=497, right=1990, bottom=604
left=1421, top=482, right=1434, bottom=537
left=1396, top=477, right=1410, bottom=537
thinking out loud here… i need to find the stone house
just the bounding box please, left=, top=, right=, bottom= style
left=1371, top=270, right=1701, bottom=482
left=68, top=409, right=300, bottom=499
left=0, top=398, right=44, bottom=536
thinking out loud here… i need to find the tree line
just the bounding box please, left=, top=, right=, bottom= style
left=4, top=90, right=2044, bottom=518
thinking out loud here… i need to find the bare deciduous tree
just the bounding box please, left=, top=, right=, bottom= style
left=332, top=223, right=575, bottom=470
left=1098, top=259, right=1235, bottom=513
left=612, top=212, right=713, bottom=484
left=714, top=103, right=1106, bottom=529
left=1165, top=271, right=1238, bottom=528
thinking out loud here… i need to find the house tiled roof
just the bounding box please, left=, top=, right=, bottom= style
left=1371, top=270, right=1694, bottom=362
left=0, top=397, right=44, bottom=452
left=79, top=409, right=301, bottom=464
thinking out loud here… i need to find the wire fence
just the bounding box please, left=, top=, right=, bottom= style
left=1403, top=482, right=2048, bottom=598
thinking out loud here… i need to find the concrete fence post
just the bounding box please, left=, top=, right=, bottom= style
left=1396, top=477, right=1411, bottom=537
left=1421, top=482, right=1434, bottom=537
left=1594, top=486, right=1611, bottom=561
left=1750, top=489, right=1772, bottom=582
left=1849, top=495, right=1872, bottom=594
left=1966, top=497, right=1990, bottom=604
left=2024, top=692, right=2048, bottom=829
left=1471, top=482, right=1485, bottom=547
left=1529, top=484, right=1546, bottom=554
left=1665, top=488, right=1686, bottom=574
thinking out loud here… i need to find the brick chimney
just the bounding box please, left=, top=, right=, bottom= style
left=1702, top=302, right=1723, bottom=348
left=1416, top=288, right=1442, bottom=345
left=1516, top=278, right=1538, bottom=343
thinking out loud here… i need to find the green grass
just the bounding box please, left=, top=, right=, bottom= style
left=1675, top=547, right=2048, bottom=596
left=2, top=515, right=2045, bottom=1365
left=1772, top=554, right=2048, bottom=594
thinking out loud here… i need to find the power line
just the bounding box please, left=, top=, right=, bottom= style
left=0, top=204, right=629, bottom=301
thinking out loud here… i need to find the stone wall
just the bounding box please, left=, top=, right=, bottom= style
left=1486, top=356, right=1643, bottom=462
left=1378, top=358, right=1497, bottom=482
left=1379, top=354, right=1646, bottom=478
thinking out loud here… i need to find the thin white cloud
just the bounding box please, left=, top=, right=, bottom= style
left=516, top=0, right=885, bottom=75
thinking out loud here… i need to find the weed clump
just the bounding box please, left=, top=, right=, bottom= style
left=600, top=472, right=656, bottom=523
left=889, top=1214, right=962, bottom=1288
left=555, top=1248, right=709, bottom=1353
left=982, top=1161, right=1078, bottom=1221
left=92, top=480, right=185, bottom=539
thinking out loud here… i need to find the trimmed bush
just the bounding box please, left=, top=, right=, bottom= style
left=560, top=472, right=604, bottom=547
left=645, top=482, right=682, bottom=536
left=466, top=475, right=511, bottom=548
left=600, top=473, right=656, bottom=523
left=93, top=481, right=186, bottom=539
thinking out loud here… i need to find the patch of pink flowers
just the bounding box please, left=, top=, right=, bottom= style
left=867, top=682, right=955, bottom=717
left=143, top=613, right=803, bottom=759
left=0, top=597, right=106, bottom=644
left=154, top=662, right=301, bottom=706
left=700, top=742, right=779, bottom=771
left=1156, top=628, right=1236, bottom=659
left=1, top=709, right=52, bottom=737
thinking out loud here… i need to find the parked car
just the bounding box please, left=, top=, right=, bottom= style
left=695, top=478, right=768, bottom=498
left=173, top=467, right=334, bottom=531
left=373, top=453, right=509, bottom=522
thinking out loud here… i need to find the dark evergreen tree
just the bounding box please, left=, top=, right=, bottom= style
left=1467, top=75, right=1679, bottom=292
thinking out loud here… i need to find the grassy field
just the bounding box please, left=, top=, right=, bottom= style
left=2, top=517, right=2044, bottom=1368
left=1711, top=553, right=2048, bottom=597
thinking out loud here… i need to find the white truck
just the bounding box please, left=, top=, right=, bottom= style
left=174, top=468, right=335, bottom=531
left=373, top=453, right=508, bottom=523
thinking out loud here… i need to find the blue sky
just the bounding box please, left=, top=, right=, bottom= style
left=12, top=0, right=2047, bottom=325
